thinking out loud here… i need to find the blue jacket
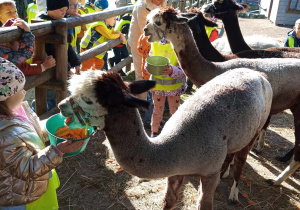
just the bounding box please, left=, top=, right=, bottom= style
left=283, top=29, right=300, bottom=47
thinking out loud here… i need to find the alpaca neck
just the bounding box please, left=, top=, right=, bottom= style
left=189, top=22, right=226, bottom=62
left=103, top=108, right=169, bottom=178
left=167, top=24, right=220, bottom=88
left=222, top=12, right=252, bottom=54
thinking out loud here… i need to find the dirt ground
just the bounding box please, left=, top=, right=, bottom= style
left=54, top=18, right=300, bottom=209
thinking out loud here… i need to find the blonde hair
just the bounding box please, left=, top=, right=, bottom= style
left=0, top=0, right=16, bottom=12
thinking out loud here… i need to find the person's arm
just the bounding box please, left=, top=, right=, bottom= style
left=136, top=6, right=149, bottom=35
left=0, top=32, right=35, bottom=65
left=283, top=36, right=290, bottom=47
left=17, top=62, right=42, bottom=76
left=169, top=65, right=186, bottom=79
left=0, top=134, right=63, bottom=180
left=68, top=43, right=81, bottom=67
left=95, top=25, right=121, bottom=39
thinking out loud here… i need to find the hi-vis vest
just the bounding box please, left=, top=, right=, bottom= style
left=288, top=36, right=300, bottom=47
left=151, top=42, right=183, bottom=91
left=26, top=139, right=60, bottom=210
left=71, top=26, right=81, bottom=53
left=205, top=26, right=218, bottom=38
left=84, top=5, right=96, bottom=14
left=81, top=21, right=111, bottom=59
left=26, top=3, right=38, bottom=24
left=115, top=19, right=130, bottom=43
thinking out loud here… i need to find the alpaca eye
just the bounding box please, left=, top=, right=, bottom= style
left=82, top=97, right=93, bottom=105
left=155, top=21, right=161, bottom=26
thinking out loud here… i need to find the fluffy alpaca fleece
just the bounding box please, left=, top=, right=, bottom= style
left=67, top=71, right=108, bottom=129
left=212, top=35, right=281, bottom=55
left=58, top=69, right=272, bottom=209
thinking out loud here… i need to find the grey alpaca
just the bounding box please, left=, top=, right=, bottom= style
left=143, top=7, right=300, bottom=187
left=58, top=69, right=272, bottom=209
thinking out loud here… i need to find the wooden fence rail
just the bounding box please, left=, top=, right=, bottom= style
left=1, top=1, right=204, bottom=117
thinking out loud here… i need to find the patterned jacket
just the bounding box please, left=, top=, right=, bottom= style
left=0, top=32, right=34, bottom=65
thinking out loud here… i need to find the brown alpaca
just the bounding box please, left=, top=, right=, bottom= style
left=143, top=7, right=300, bottom=187
left=58, top=69, right=272, bottom=210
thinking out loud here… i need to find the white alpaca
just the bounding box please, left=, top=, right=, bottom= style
left=58, top=68, right=272, bottom=209
left=212, top=35, right=281, bottom=55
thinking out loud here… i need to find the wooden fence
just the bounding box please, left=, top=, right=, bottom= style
left=0, top=0, right=205, bottom=118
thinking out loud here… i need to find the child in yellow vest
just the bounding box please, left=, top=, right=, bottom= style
left=145, top=40, right=187, bottom=137
left=0, top=59, right=84, bottom=209
left=80, top=14, right=126, bottom=71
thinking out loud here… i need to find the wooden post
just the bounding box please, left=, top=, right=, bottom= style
left=54, top=20, right=68, bottom=107
left=33, top=19, right=48, bottom=116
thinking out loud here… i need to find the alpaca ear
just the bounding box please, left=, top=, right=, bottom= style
left=124, top=95, right=151, bottom=110
left=174, top=15, right=188, bottom=24
left=187, top=15, right=201, bottom=34
left=238, top=3, right=249, bottom=13
left=129, top=80, right=156, bottom=95
left=201, top=13, right=218, bottom=27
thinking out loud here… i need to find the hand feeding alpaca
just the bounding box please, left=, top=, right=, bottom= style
left=144, top=7, right=300, bottom=186
left=58, top=69, right=272, bottom=209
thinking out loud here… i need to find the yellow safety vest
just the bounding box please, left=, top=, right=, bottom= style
left=81, top=21, right=112, bottom=59
left=26, top=3, right=38, bottom=24
left=151, top=42, right=183, bottom=91
left=205, top=26, right=218, bottom=38
left=71, top=26, right=81, bottom=53
left=84, top=5, right=96, bottom=14
left=115, top=19, right=130, bottom=44
left=288, top=36, right=295, bottom=47
left=26, top=140, right=60, bottom=210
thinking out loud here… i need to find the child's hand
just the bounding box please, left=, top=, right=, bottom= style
left=12, top=19, right=31, bottom=32
left=43, top=56, right=56, bottom=70
left=75, top=66, right=80, bottom=75
left=162, top=65, right=173, bottom=75
left=120, top=34, right=126, bottom=43
left=56, top=140, right=85, bottom=153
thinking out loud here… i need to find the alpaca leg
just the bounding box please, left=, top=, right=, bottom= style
left=221, top=153, right=235, bottom=179
left=163, top=175, right=185, bottom=210
left=268, top=104, right=300, bottom=185
left=229, top=135, right=258, bottom=204
left=268, top=159, right=300, bottom=185
left=255, top=116, right=271, bottom=153
left=197, top=173, right=220, bottom=210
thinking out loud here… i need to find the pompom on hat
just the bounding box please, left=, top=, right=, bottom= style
left=47, top=0, right=69, bottom=11
left=0, top=58, right=25, bottom=101
left=94, top=0, right=108, bottom=10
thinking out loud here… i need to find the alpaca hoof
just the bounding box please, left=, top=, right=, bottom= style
left=228, top=198, right=238, bottom=205
left=266, top=179, right=274, bottom=185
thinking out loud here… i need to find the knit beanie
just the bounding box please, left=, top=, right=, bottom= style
left=94, top=0, right=108, bottom=10
left=0, top=58, right=25, bottom=101
left=47, top=0, right=69, bottom=11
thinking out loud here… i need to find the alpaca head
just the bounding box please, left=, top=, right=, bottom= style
left=202, top=0, right=248, bottom=19
left=58, top=70, right=156, bottom=128
left=144, top=7, right=188, bottom=43
left=182, top=8, right=218, bottom=35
